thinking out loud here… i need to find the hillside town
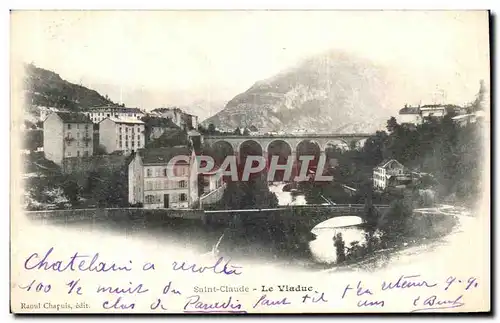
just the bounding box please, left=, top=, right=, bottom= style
left=22, top=102, right=225, bottom=210
left=10, top=13, right=492, bottom=306
left=21, top=89, right=486, bottom=212
left=20, top=76, right=487, bottom=269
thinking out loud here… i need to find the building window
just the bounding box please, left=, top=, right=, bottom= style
left=77, top=151, right=80, bottom=157
left=179, top=180, right=187, bottom=188
left=119, top=135, right=122, bottom=141
left=137, top=135, right=140, bottom=140
left=85, top=141, right=89, bottom=148
left=85, top=124, right=89, bottom=130
left=145, top=195, right=154, bottom=204
left=137, top=141, right=140, bottom=147
left=132, top=141, right=135, bottom=147
left=146, top=181, right=152, bottom=190
left=155, top=168, right=161, bottom=177
left=84, top=151, right=89, bottom=157
left=146, top=168, right=152, bottom=177
left=180, top=193, right=187, bottom=202
left=67, top=151, right=71, bottom=157
left=163, top=169, right=167, bottom=176
left=67, top=124, right=71, bottom=130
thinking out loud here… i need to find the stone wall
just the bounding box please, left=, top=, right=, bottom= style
left=62, top=155, right=129, bottom=174
left=25, top=207, right=205, bottom=225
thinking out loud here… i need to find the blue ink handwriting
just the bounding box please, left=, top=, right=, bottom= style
left=66, top=279, right=83, bottom=295
left=357, top=299, right=385, bottom=308
left=24, top=247, right=132, bottom=273
left=412, top=294, right=465, bottom=312
left=253, top=294, right=291, bottom=308
left=96, top=282, right=149, bottom=295
left=302, top=292, right=328, bottom=304
left=18, top=280, right=51, bottom=293
left=162, top=281, right=182, bottom=295
left=444, top=276, right=480, bottom=291
left=102, top=297, right=135, bottom=310
left=172, top=257, right=242, bottom=276
left=184, top=295, right=243, bottom=312
left=342, top=281, right=373, bottom=299
left=381, top=275, right=437, bottom=291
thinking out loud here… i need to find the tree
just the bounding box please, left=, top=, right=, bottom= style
left=233, top=127, right=241, bottom=135
left=61, top=179, right=81, bottom=206
left=95, top=168, right=129, bottom=207
left=23, top=130, right=43, bottom=151
left=243, top=128, right=250, bottom=136
left=208, top=123, right=216, bottom=135
left=249, top=125, right=258, bottom=132
left=219, top=173, right=278, bottom=209
left=362, top=130, right=388, bottom=167
left=94, top=144, right=107, bottom=155
left=333, top=233, right=346, bottom=263
left=378, top=196, right=414, bottom=241
left=197, top=124, right=207, bottom=134
left=386, top=117, right=399, bottom=133
left=471, top=80, right=486, bottom=112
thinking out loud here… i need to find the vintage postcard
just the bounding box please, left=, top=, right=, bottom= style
left=10, top=10, right=491, bottom=314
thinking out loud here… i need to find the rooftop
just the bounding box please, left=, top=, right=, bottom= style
left=90, top=106, right=143, bottom=114
left=376, top=158, right=404, bottom=168
left=54, top=112, right=92, bottom=124
left=103, top=116, right=145, bottom=125
left=145, top=117, right=179, bottom=128
left=399, top=106, right=420, bottom=115
left=138, top=146, right=193, bottom=165
left=452, top=114, right=475, bottom=120
left=420, top=105, right=447, bottom=110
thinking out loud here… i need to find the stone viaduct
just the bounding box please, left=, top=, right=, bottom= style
left=202, top=133, right=374, bottom=161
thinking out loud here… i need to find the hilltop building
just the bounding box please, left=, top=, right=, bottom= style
left=397, top=105, right=422, bottom=125
left=150, top=107, right=198, bottom=130
left=373, top=159, right=409, bottom=190
left=98, top=117, right=145, bottom=155
left=141, top=116, right=180, bottom=143
left=43, top=112, right=94, bottom=165
left=84, top=105, right=145, bottom=124
left=38, top=106, right=61, bottom=122
left=397, top=104, right=467, bottom=126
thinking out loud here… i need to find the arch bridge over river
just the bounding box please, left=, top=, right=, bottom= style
left=202, top=133, right=374, bottom=160
left=26, top=204, right=390, bottom=236
left=204, top=204, right=390, bottom=232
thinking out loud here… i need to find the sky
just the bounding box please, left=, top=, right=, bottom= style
left=11, top=10, right=490, bottom=113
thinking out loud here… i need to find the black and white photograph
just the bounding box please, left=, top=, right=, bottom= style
left=9, top=10, right=491, bottom=314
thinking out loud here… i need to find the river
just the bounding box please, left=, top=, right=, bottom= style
left=26, top=183, right=474, bottom=271
left=268, top=182, right=369, bottom=265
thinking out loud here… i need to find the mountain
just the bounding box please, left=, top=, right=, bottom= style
left=203, top=50, right=404, bottom=133
left=23, top=63, right=115, bottom=110
left=178, top=100, right=226, bottom=122
left=82, top=82, right=227, bottom=121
